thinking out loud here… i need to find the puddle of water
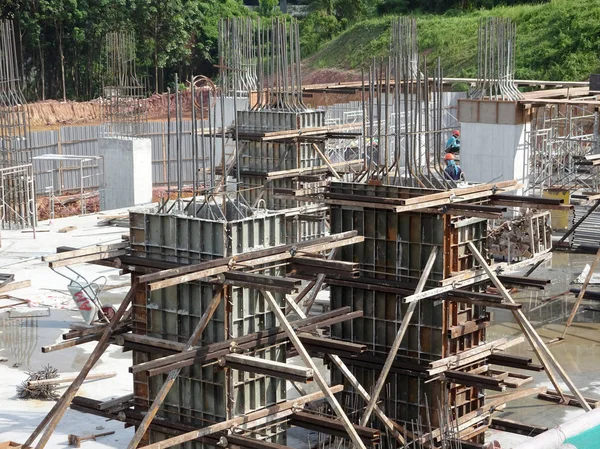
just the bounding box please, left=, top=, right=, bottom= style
left=489, top=251, right=600, bottom=439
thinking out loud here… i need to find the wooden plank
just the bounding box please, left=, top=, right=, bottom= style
left=490, top=418, right=547, bottom=437
left=0, top=280, right=31, bottom=294
left=222, top=353, right=314, bottom=382
left=311, top=143, right=341, bottom=180
left=138, top=232, right=358, bottom=285
left=490, top=200, right=573, bottom=211
left=448, top=320, right=490, bottom=338
left=49, top=250, right=127, bottom=268
left=467, top=242, right=591, bottom=411
left=265, top=160, right=364, bottom=180
left=97, top=394, right=135, bottom=411
left=489, top=370, right=533, bottom=388
left=42, top=243, right=128, bottom=263
left=27, top=372, right=116, bottom=387
left=146, top=235, right=363, bottom=291
left=25, top=284, right=139, bottom=449
left=445, top=370, right=505, bottom=392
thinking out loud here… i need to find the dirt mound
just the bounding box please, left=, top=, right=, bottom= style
left=37, top=194, right=101, bottom=220
left=302, top=68, right=362, bottom=86
left=27, top=100, right=101, bottom=130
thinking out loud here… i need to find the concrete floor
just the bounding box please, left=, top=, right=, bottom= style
left=0, top=211, right=136, bottom=447
left=0, top=211, right=598, bottom=448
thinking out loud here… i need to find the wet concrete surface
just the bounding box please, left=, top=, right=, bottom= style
left=486, top=251, right=600, bottom=447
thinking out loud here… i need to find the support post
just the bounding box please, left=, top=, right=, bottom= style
left=360, top=246, right=439, bottom=426
left=261, top=289, right=366, bottom=449
left=127, top=288, right=224, bottom=449
left=467, top=241, right=592, bottom=411
left=561, top=247, right=600, bottom=338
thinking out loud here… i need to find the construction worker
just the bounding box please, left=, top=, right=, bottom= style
left=446, top=129, right=460, bottom=154
left=444, top=153, right=464, bottom=181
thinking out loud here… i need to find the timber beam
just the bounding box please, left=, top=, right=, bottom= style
left=221, top=272, right=301, bottom=294
left=136, top=231, right=364, bottom=291
left=290, top=411, right=380, bottom=446
left=489, top=418, right=548, bottom=437
left=220, top=353, right=314, bottom=383
left=445, top=370, right=506, bottom=392
left=127, top=308, right=363, bottom=376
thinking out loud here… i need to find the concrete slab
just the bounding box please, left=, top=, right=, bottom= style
left=0, top=210, right=141, bottom=447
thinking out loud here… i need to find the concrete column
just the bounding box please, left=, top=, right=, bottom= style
left=458, top=99, right=531, bottom=192
left=98, top=137, right=152, bottom=210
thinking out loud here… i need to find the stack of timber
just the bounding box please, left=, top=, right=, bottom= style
left=488, top=212, right=552, bottom=259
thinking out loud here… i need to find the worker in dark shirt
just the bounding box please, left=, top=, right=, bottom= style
left=444, top=153, right=464, bottom=181
left=446, top=129, right=460, bottom=154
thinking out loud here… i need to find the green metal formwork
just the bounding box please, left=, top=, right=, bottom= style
left=237, top=110, right=325, bottom=172
left=328, top=182, right=489, bottom=436
left=237, top=110, right=328, bottom=244
left=129, top=210, right=287, bottom=448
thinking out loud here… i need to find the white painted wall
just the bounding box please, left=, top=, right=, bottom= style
left=460, top=122, right=529, bottom=191
left=99, top=137, right=153, bottom=210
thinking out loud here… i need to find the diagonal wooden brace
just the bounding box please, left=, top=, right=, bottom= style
left=360, top=246, right=439, bottom=426
left=261, top=289, right=366, bottom=449
left=467, top=241, right=591, bottom=411
left=127, top=288, right=224, bottom=449
left=26, top=283, right=140, bottom=449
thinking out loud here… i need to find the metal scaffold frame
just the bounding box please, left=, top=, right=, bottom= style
left=526, top=103, right=599, bottom=196
left=0, top=163, right=36, bottom=230
left=31, top=154, right=105, bottom=216
left=0, top=20, right=37, bottom=231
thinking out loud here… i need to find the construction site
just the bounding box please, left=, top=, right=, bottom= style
left=0, top=14, right=600, bottom=449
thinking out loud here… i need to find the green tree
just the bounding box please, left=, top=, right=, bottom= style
left=300, top=11, right=343, bottom=56
left=257, top=0, right=281, bottom=17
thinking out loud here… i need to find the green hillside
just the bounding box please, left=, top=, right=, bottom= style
left=305, top=0, right=600, bottom=81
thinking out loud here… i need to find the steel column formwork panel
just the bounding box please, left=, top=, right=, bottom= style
left=129, top=208, right=287, bottom=448
left=329, top=182, right=488, bottom=441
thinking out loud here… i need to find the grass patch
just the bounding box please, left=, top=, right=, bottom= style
left=305, top=0, right=600, bottom=81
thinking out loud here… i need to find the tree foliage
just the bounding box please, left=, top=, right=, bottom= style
left=7, top=0, right=249, bottom=101
left=2, top=0, right=593, bottom=102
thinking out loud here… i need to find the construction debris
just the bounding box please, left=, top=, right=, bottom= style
left=488, top=212, right=552, bottom=259
left=17, top=365, right=60, bottom=400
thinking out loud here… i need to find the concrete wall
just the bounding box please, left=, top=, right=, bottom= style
left=99, top=137, right=152, bottom=210
left=460, top=122, right=529, bottom=190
